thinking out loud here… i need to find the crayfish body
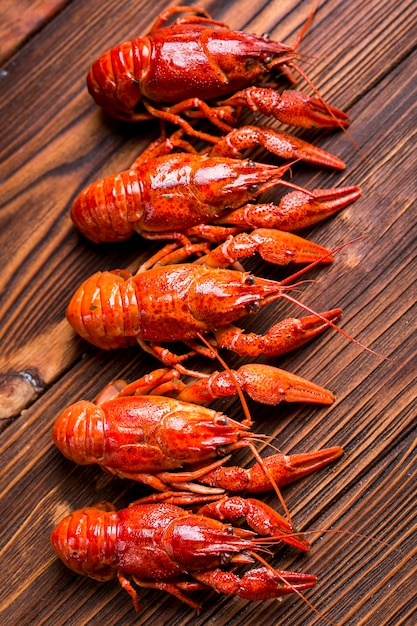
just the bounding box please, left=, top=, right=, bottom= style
left=52, top=365, right=342, bottom=495
left=66, top=256, right=342, bottom=367
left=71, top=148, right=361, bottom=245
left=87, top=6, right=349, bottom=136
left=51, top=496, right=318, bottom=611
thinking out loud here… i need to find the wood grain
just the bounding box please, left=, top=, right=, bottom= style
left=0, top=0, right=71, bottom=64
left=0, top=0, right=415, bottom=624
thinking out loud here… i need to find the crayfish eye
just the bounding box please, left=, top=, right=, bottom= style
left=244, top=275, right=256, bottom=286
left=216, top=445, right=229, bottom=456
left=215, top=416, right=229, bottom=426
left=246, top=301, right=260, bottom=313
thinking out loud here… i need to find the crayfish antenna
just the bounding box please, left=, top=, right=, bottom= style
left=292, top=0, right=319, bottom=52
left=278, top=237, right=405, bottom=366
left=291, top=61, right=364, bottom=157
left=288, top=0, right=364, bottom=157
left=246, top=442, right=294, bottom=525
left=196, top=332, right=253, bottom=427
left=196, top=333, right=294, bottom=526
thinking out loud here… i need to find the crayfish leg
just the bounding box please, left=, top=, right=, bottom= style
left=136, top=336, right=221, bottom=379
left=136, top=242, right=209, bottom=272
left=183, top=224, right=245, bottom=243
left=128, top=491, right=227, bottom=507
left=136, top=338, right=193, bottom=367
left=95, top=369, right=184, bottom=403
left=130, top=129, right=198, bottom=167
left=118, top=572, right=141, bottom=612
left=148, top=6, right=217, bottom=33
left=114, top=457, right=231, bottom=494
left=131, top=576, right=204, bottom=611
left=143, top=100, right=234, bottom=142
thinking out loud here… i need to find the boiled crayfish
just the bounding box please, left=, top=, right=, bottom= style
left=51, top=494, right=319, bottom=611
left=52, top=364, right=342, bottom=496
left=53, top=5, right=356, bottom=618
left=66, top=241, right=343, bottom=370
left=87, top=5, right=349, bottom=142
left=71, top=128, right=361, bottom=245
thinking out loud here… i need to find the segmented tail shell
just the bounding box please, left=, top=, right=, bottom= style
left=71, top=170, right=142, bottom=243
left=87, top=41, right=143, bottom=117
left=52, top=401, right=105, bottom=465
left=66, top=271, right=138, bottom=350
left=50, top=507, right=117, bottom=580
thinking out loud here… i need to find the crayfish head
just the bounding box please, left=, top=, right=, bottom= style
left=157, top=406, right=249, bottom=462
left=189, top=268, right=283, bottom=325
left=87, top=42, right=145, bottom=121
left=164, top=515, right=255, bottom=571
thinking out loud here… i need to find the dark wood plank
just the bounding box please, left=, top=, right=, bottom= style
left=0, top=0, right=415, bottom=624
left=0, top=0, right=71, bottom=64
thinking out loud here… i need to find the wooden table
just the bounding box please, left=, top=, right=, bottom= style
left=0, top=1, right=415, bottom=624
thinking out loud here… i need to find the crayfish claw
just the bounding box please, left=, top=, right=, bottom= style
left=176, top=362, right=334, bottom=405
left=197, top=228, right=334, bottom=268
left=214, top=309, right=343, bottom=360
left=209, top=124, right=346, bottom=169
left=197, top=495, right=310, bottom=551
left=198, top=448, right=343, bottom=507
left=237, top=363, right=336, bottom=405
left=277, top=447, right=344, bottom=484
left=193, top=566, right=317, bottom=600
left=215, top=186, right=362, bottom=232
left=223, top=87, right=349, bottom=129
left=274, top=90, right=350, bottom=129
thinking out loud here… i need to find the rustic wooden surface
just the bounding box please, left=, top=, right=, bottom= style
left=0, top=0, right=415, bottom=624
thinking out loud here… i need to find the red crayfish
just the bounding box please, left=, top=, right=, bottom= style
left=52, top=365, right=342, bottom=499
left=87, top=5, right=349, bottom=142
left=51, top=493, right=318, bottom=611
left=66, top=241, right=343, bottom=370
left=71, top=128, right=361, bottom=245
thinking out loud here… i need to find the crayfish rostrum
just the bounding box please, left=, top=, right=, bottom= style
left=87, top=5, right=349, bottom=142
left=51, top=494, right=319, bottom=611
